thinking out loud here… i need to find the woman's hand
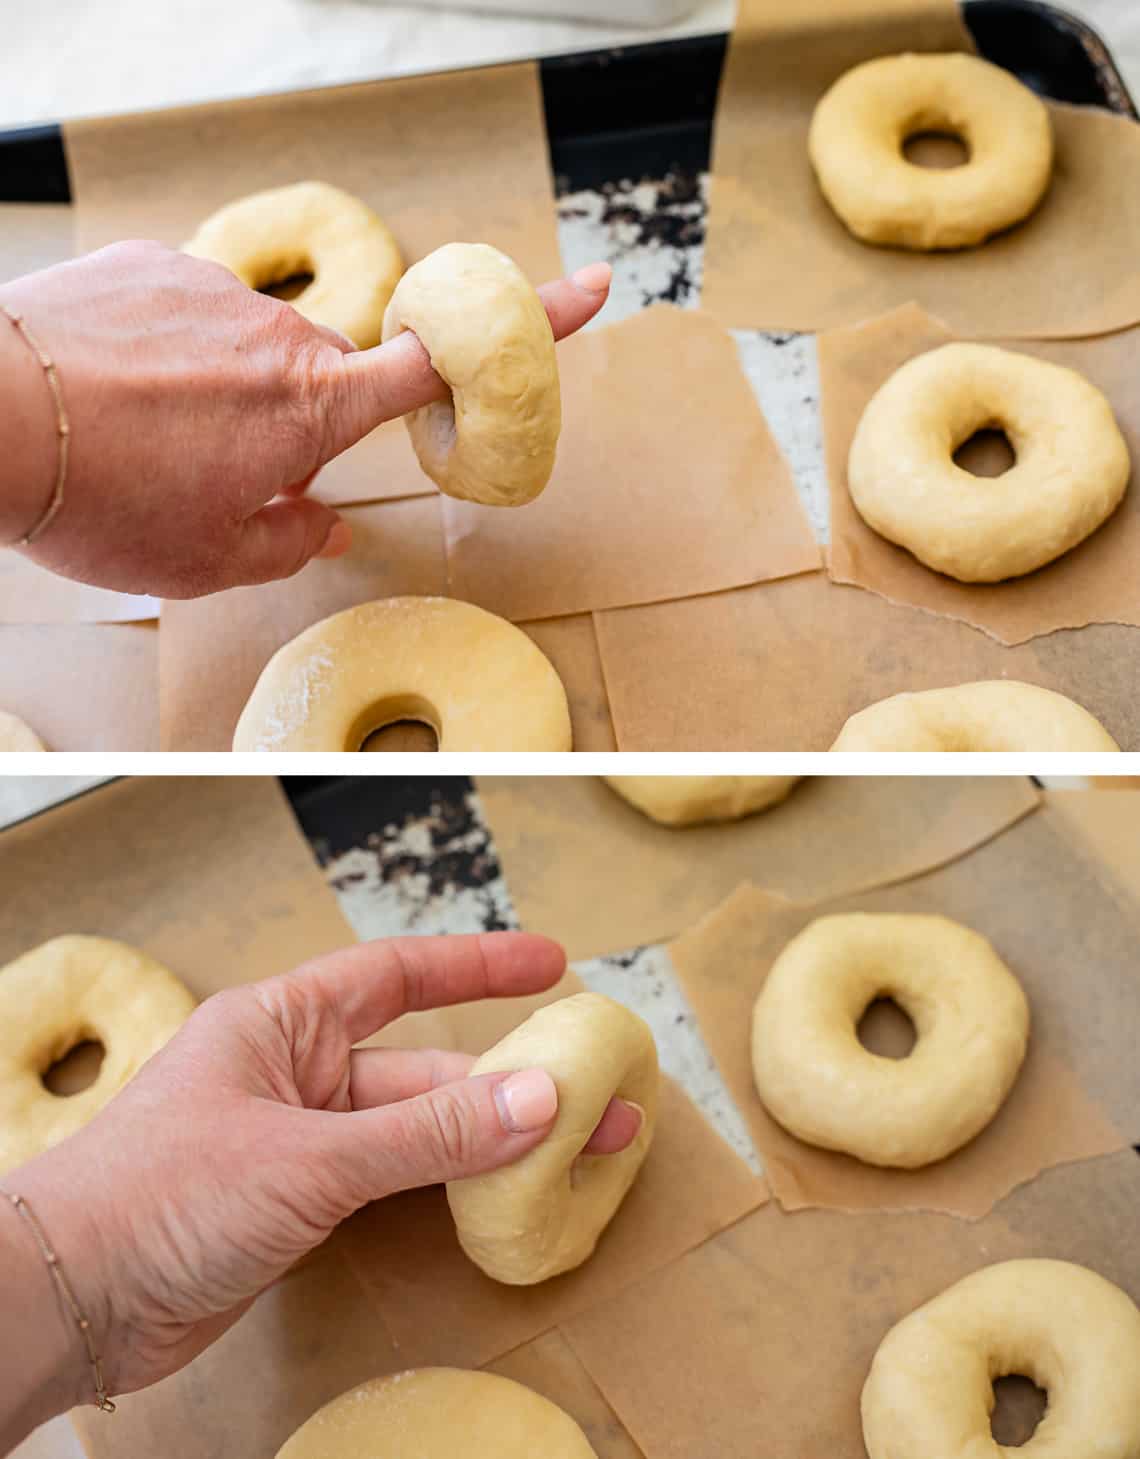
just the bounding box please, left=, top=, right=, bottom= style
left=0, top=243, right=611, bottom=597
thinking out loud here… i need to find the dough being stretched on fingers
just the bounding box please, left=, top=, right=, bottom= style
left=0, top=710, right=47, bottom=751
left=605, top=776, right=799, bottom=826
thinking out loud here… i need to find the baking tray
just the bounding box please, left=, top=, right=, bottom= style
left=0, top=1, right=1134, bottom=205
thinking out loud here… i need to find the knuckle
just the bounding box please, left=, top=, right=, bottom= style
left=423, top=1088, right=477, bottom=1171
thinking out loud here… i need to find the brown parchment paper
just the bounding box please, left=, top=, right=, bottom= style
left=0, top=553, right=159, bottom=626
left=441, top=306, right=820, bottom=622
left=475, top=775, right=1039, bottom=961
left=1044, top=789, right=1140, bottom=913
left=593, top=572, right=1140, bottom=750
left=0, top=623, right=159, bottom=751
left=701, top=0, right=1140, bottom=338
left=563, top=1149, right=1140, bottom=1459
left=0, top=205, right=74, bottom=284
left=521, top=615, right=617, bottom=751
left=824, top=303, right=1140, bottom=643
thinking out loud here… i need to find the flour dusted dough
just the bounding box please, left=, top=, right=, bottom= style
left=184, top=181, right=403, bottom=348
left=383, top=243, right=561, bottom=506
left=862, top=1260, right=1140, bottom=1459
left=751, top=914, right=1029, bottom=1169
left=0, top=936, right=196, bottom=1174
left=0, top=710, right=47, bottom=751
left=831, top=681, right=1120, bottom=752
left=232, top=596, right=572, bottom=752
left=605, top=776, right=799, bottom=826
left=447, top=993, right=658, bottom=1285
left=848, top=344, right=1130, bottom=582
left=809, top=53, right=1053, bottom=250
left=276, top=1369, right=598, bottom=1458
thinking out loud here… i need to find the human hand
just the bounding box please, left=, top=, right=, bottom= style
left=0, top=243, right=611, bottom=596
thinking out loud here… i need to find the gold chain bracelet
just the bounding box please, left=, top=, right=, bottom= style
left=0, top=300, right=70, bottom=546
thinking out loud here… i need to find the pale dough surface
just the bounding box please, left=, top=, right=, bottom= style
left=0, top=935, right=196, bottom=1174
left=447, top=993, right=658, bottom=1285
left=184, top=180, right=403, bottom=348
left=862, top=1259, right=1140, bottom=1459
left=831, top=681, right=1120, bottom=752
left=0, top=710, right=47, bottom=752
left=809, top=52, right=1053, bottom=250
left=383, top=242, right=561, bottom=507
left=604, top=775, right=799, bottom=826
left=232, top=596, right=572, bottom=752
left=848, top=343, right=1130, bottom=583
left=276, top=1369, right=598, bottom=1458
left=751, top=913, right=1029, bottom=1169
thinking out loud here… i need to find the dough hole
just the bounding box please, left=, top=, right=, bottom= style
left=857, top=997, right=917, bottom=1060
left=362, top=721, right=439, bottom=753
left=42, top=1038, right=105, bottom=1096
left=903, top=130, right=971, bottom=169
left=261, top=270, right=315, bottom=302
left=990, top=1375, right=1047, bottom=1446
left=953, top=427, right=1017, bottom=478
left=350, top=696, right=442, bottom=753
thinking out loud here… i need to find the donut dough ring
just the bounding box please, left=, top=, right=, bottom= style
left=0, top=936, right=196, bottom=1174
left=232, top=596, right=571, bottom=752
left=276, top=1369, right=598, bottom=1458
left=447, top=993, right=658, bottom=1284
left=831, top=681, right=1120, bottom=752
left=605, top=776, right=800, bottom=826
left=862, top=1259, right=1140, bottom=1459
left=751, top=913, right=1029, bottom=1169
left=848, top=343, right=1130, bottom=582
left=184, top=181, right=403, bottom=348
left=809, top=53, right=1053, bottom=250
left=0, top=711, right=47, bottom=751
left=382, top=242, right=561, bottom=507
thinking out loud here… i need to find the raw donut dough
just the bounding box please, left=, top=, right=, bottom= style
left=809, top=53, right=1053, bottom=250
left=831, top=682, right=1120, bottom=752
left=848, top=343, right=1130, bottom=582
left=232, top=596, right=572, bottom=752
left=276, top=1369, right=598, bottom=1458
left=383, top=242, right=561, bottom=507
left=751, top=913, right=1029, bottom=1168
left=862, top=1259, right=1140, bottom=1459
left=184, top=181, right=403, bottom=348
left=0, top=936, right=196, bottom=1174
left=605, top=776, right=799, bottom=826
left=447, top=993, right=658, bottom=1284
left=0, top=711, right=47, bottom=751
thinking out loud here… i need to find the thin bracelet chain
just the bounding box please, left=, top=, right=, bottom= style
left=0, top=300, right=70, bottom=547
left=1, top=1189, right=115, bottom=1413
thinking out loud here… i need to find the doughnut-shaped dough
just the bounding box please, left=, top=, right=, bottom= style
left=0, top=936, right=196, bottom=1174
left=848, top=344, right=1130, bottom=582
left=447, top=993, right=658, bottom=1284
left=862, top=1260, right=1140, bottom=1459
left=751, top=914, right=1028, bottom=1169
left=276, top=1370, right=598, bottom=1459
left=831, top=682, right=1120, bottom=753
left=605, top=776, right=799, bottom=826
left=382, top=243, right=561, bottom=507
left=0, top=711, right=47, bottom=751
left=233, top=596, right=572, bottom=752
left=809, top=53, right=1053, bottom=250
left=184, top=181, right=403, bottom=348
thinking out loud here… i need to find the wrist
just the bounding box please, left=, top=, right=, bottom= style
left=0, top=286, right=64, bottom=547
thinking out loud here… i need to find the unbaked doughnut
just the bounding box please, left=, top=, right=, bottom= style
left=233, top=597, right=572, bottom=752
left=862, top=1260, right=1140, bottom=1459
left=382, top=243, right=561, bottom=507
left=0, top=936, right=196, bottom=1174
left=809, top=53, right=1053, bottom=250
left=276, top=1370, right=598, bottom=1458
left=751, top=913, right=1028, bottom=1169
left=831, top=681, right=1120, bottom=752
left=184, top=181, right=403, bottom=348
left=848, top=343, right=1130, bottom=582
left=447, top=993, right=658, bottom=1284
left=0, top=711, right=47, bottom=751
left=604, top=776, right=799, bottom=826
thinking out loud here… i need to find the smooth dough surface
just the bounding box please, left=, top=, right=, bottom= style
left=605, top=776, right=799, bottom=826
left=0, top=935, right=196, bottom=1174
left=0, top=710, right=47, bottom=751
left=232, top=596, right=572, bottom=753
left=831, top=681, right=1120, bottom=752
left=809, top=52, right=1053, bottom=250
left=751, top=913, right=1029, bottom=1169
left=848, top=343, right=1130, bottom=582
left=862, top=1259, right=1140, bottom=1459
left=184, top=180, right=403, bottom=347
left=276, top=1369, right=598, bottom=1458
left=383, top=242, right=561, bottom=506
left=447, top=993, right=658, bottom=1285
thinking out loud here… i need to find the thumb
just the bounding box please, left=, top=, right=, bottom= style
left=222, top=498, right=351, bottom=589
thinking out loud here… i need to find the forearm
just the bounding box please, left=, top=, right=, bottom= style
left=0, top=284, right=59, bottom=547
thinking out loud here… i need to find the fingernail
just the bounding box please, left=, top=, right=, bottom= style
left=495, top=1069, right=558, bottom=1133
left=571, top=261, right=613, bottom=295
left=621, top=1099, right=646, bottom=1134
left=317, top=519, right=353, bottom=559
